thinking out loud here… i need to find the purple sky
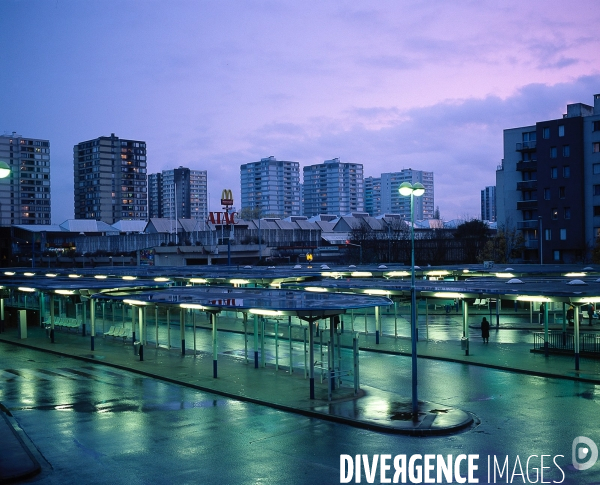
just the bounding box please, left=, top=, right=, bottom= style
left=2, top=0, right=600, bottom=223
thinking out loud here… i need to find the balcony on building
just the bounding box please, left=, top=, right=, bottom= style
left=516, top=141, right=536, bottom=151
left=516, top=180, right=538, bottom=191
left=524, top=239, right=539, bottom=249
left=517, top=219, right=539, bottom=230
left=516, top=160, right=537, bottom=171
left=517, top=200, right=538, bottom=211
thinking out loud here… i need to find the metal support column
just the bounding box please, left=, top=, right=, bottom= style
left=253, top=314, right=259, bottom=368
left=574, top=306, right=580, bottom=370
left=90, top=298, right=95, bottom=351
left=180, top=309, right=185, bottom=355
left=375, top=306, right=380, bottom=344
left=192, top=310, right=197, bottom=355
left=82, top=300, right=87, bottom=337
left=544, top=302, right=549, bottom=357
left=463, top=300, right=469, bottom=356
left=425, top=298, right=429, bottom=340
left=49, top=294, right=54, bottom=343
left=211, top=312, right=218, bottom=378
left=138, top=306, right=144, bottom=361
left=496, top=298, right=500, bottom=328
left=155, top=306, right=159, bottom=348
left=309, top=319, right=315, bottom=399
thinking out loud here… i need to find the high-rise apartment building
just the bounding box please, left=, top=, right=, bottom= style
left=148, top=167, right=208, bottom=220
left=74, top=134, right=147, bottom=224
left=481, top=186, right=496, bottom=222
left=148, top=172, right=162, bottom=219
left=0, top=132, right=51, bottom=226
left=240, top=156, right=300, bottom=218
left=496, top=94, right=600, bottom=263
left=364, top=176, right=381, bottom=216
left=302, top=158, right=364, bottom=217
left=377, top=170, right=434, bottom=220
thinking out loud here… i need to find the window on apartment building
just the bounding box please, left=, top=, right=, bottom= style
left=545, top=229, right=552, bottom=241
left=552, top=208, right=558, bottom=220
left=594, top=206, right=600, bottom=216
left=564, top=207, right=571, bottom=219
left=563, top=166, right=570, bottom=177
left=560, top=229, right=567, bottom=240
left=542, top=127, right=550, bottom=139
left=558, top=125, right=565, bottom=137
left=554, top=250, right=561, bottom=261
left=595, top=164, right=600, bottom=174
left=595, top=185, right=600, bottom=196
left=594, top=142, right=600, bottom=153
left=550, top=147, right=557, bottom=158
left=544, top=188, right=551, bottom=200
left=550, top=167, right=558, bottom=178
left=563, top=146, right=570, bottom=157
left=593, top=121, right=600, bottom=132
left=559, top=187, right=565, bottom=199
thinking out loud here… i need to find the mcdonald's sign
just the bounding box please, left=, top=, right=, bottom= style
left=221, top=189, right=233, bottom=207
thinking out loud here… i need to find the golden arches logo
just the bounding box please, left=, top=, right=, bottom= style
left=221, top=189, right=234, bottom=206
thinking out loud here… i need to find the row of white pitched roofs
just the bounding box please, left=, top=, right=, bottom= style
left=14, top=213, right=497, bottom=235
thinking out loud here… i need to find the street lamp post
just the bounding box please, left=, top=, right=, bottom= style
left=399, top=181, right=425, bottom=418
left=345, top=241, right=362, bottom=265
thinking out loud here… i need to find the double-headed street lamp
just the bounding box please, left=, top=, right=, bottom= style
left=398, top=181, right=425, bottom=418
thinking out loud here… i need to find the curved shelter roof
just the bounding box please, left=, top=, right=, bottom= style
left=283, top=276, right=600, bottom=304
left=92, top=286, right=392, bottom=319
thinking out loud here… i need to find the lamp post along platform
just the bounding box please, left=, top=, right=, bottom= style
left=399, top=181, right=425, bottom=418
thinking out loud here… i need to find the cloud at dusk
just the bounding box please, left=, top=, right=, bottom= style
left=1, top=0, right=599, bottom=222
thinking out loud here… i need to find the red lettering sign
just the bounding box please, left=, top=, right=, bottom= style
left=207, top=212, right=237, bottom=225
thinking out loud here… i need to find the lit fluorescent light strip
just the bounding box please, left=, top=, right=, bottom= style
left=516, top=296, right=551, bottom=302
left=433, top=292, right=464, bottom=299
left=123, top=299, right=147, bottom=306
left=249, top=309, right=282, bottom=316
left=180, top=303, right=207, bottom=310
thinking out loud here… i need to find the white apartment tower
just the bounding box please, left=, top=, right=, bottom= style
left=0, top=132, right=51, bottom=226
left=240, top=157, right=301, bottom=218
left=379, top=169, right=434, bottom=219
left=302, top=158, right=364, bottom=217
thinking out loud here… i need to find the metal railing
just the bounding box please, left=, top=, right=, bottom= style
left=533, top=331, right=600, bottom=354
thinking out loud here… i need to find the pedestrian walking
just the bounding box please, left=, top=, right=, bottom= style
left=481, top=317, right=490, bottom=343
left=567, top=305, right=574, bottom=326
left=588, top=304, right=595, bottom=326
left=539, top=302, right=545, bottom=325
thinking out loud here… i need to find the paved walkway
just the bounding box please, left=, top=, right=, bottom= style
left=1, top=313, right=599, bottom=482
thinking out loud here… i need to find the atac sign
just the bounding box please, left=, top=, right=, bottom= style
left=207, top=211, right=237, bottom=225
left=209, top=189, right=237, bottom=225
